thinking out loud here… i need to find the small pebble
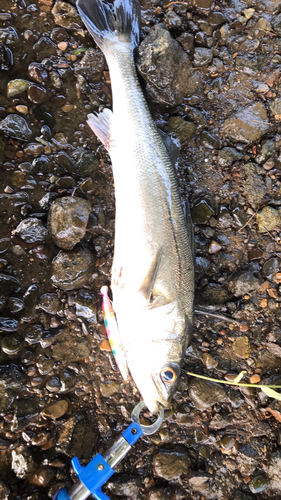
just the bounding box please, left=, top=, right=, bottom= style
left=250, top=374, right=261, bottom=384
left=57, top=41, right=68, bottom=50
left=100, top=339, right=111, bottom=351
left=42, top=400, right=69, bottom=419
left=61, top=104, right=73, bottom=113
left=24, top=143, right=45, bottom=156
left=208, top=240, right=222, bottom=254
left=15, top=105, right=28, bottom=114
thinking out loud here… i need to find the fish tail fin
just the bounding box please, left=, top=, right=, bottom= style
left=76, top=0, right=141, bottom=53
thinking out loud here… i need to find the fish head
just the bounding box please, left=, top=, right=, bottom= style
left=119, top=297, right=190, bottom=414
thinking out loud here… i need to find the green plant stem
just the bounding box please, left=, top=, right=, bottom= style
left=186, top=371, right=281, bottom=389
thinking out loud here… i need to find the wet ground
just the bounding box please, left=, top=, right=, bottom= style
left=0, top=0, right=281, bottom=498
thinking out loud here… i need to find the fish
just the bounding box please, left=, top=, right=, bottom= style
left=76, top=0, right=195, bottom=414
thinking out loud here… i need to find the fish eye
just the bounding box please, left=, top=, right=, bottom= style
left=160, top=364, right=180, bottom=384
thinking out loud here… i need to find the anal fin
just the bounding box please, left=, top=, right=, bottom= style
left=87, top=108, right=113, bottom=151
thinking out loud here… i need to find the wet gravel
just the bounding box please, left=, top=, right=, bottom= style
left=1, top=0, right=281, bottom=498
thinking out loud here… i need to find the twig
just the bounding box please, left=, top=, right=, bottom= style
left=237, top=211, right=257, bottom=232
left=164, top=1, right=187, bottom=7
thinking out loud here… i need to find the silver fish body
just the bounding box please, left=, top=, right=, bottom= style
left=77, top=0, right=194, bottom=413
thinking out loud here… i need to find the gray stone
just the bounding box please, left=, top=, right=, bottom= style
left=271, top=13, right=281, bottom=35
left=137, top=24, right=191, bottom=106
left=194, top=47, right=213, bottom=66
left=270, top=97, right=281, bottom=117
left=74, top=47, right=106, bottom=83
left=48, top=197, right=91, bottom=250
left=189, top=379, right=227, bottom=410
left=15, top=218, right=48, bottom=244
left=217, top=147, right=242, bottom=167
left=262, top=258, right=279, bottom=279
left=243, top=163, right=267, bottom=209
left=51, top=246, right=95, bottom=290
left=168, top=117, right=197, bottom=145
left=52, top=1, right=83, bottom=30
left=107, top=475, right=142, bottom=498
left=38, top=293, right=61, bottom=314
left=0, top=114, right=32, bottom=141
left=227, top=269, right=260, bottom=297
left=221, top=103, right=270, bottom=144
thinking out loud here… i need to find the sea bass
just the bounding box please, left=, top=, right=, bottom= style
left=77, top=0, right=194, bottom=413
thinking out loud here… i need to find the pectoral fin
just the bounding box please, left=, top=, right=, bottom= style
left=138, top=247, right=165, bottom=306
left=87, top=108, right=113, bottom=151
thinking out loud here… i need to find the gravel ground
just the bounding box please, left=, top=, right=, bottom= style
left=0, top=0, right=281, bottom=498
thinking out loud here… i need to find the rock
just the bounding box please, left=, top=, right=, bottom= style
left=176, top=32, right=194, bottom=53
left=256, top=206, right=281, bottom=233
left=191, top=199, right=214, bottom=224
left=198, top=283, right=231, bottom=305
left=23, top=324, right=43, bottom=345
left=32, top=155, right=52, bottom=174
left=24, top=143, right=45, bottom=155
left=0, top=317, right=19, bottom=331
left=42, top=400, right=69, bottom=419
left=268, top=451, right=281, bottom=491
left=29, top=467, right=55, bottom=487
left=0, top=481, right=9, bottom=500
left=168, top=117, right=197, bottom=145
left=74, top=47, right=106, bottom=83
left=72, top=148, right=99, bottom=177
left=217, top=147, right=242, bottom=167
left=189, top=474, right=211, bottom=495
left=233, top=336, right=251, bottom=358
left=38, top=293, right=61, bottom=314
left=153, top=448, right=189, bottom=480
left=39, top=193, right=58, bottom=210
left=75, top=289, right=97, bottom=322
left=200, top=131, right=220, bottom=149
left=100, top=381, right=120, bottom=398
left=194, top=47, right=213, bottom=66
left=11, top=445, right=36, bottom=479
left=227, top=269, right=260, bottom=297
left=28, top=62, right=48, bottom=86
left=55, top=151, right=77, bottom=175
left=270, top=97, right=281, bottom=118
left=21, top=284, right=39, bottom=322
left=107, top=475, right=142, bottom=498
left=15, top=218, right=48, bottom=244
left=48, top=197, right=91, bottom=250
left=137, top=24, right=191, bottom=106
left=208, top=12, right=227, bottom=26
left=271, top=13, right=281, bottom=36
left=0, top=274, right=21, bottom=299
left=191, top=0, right=213, bottom=7
left=221, top=103, right=270, bottom=144
left=7, top=79, right=29, bottom=97
left=243, top=163, right=267, bottom=209
left=28, top=84, right=47, bottom=104
left=1, top=333, right=22, bottom=355
left=0, top=114, right=32, bottom=141
left=52, top=1, right=83, bottom=30
left=220, top=434, right=236, bottom=451
left=0, top=43, right=13, bottom=71
left=16, top=397, right=39, bottom=419
left=248, top=474, right=268, bottom=494
left=189, top=379, right=227, bottom=410
left=262, top=258, right=279, bottom=279
left=33, top=37, right=57, bottom=59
